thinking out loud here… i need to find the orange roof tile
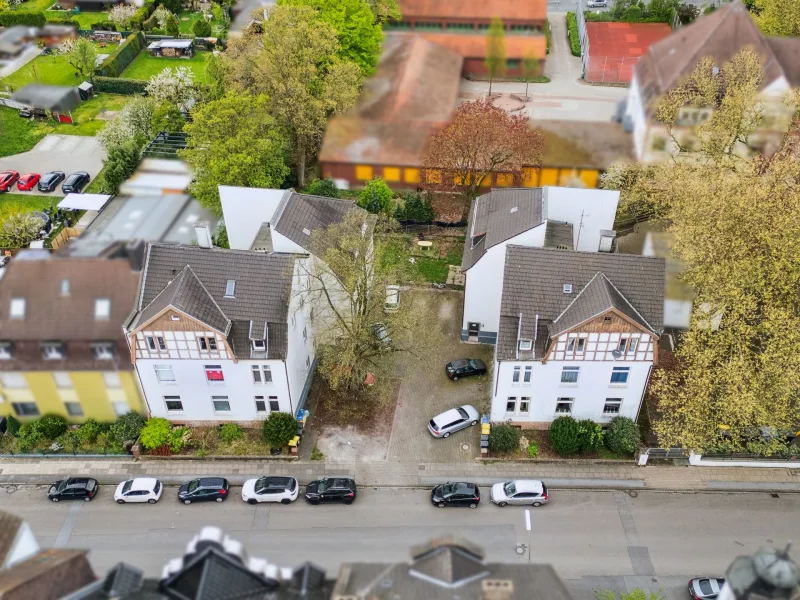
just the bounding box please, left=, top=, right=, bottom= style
left=417, top=32, right=547, bottom=60
left=398, top=0, right=546, bottom=22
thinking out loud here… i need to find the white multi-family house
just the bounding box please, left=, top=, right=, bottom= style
left=460, top=186, right=619, bottom=344
left=491, top=245, right=665, bottom=426
left=622, top=0, right=800, bottom=163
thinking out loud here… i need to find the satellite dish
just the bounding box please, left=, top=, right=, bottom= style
left=611, top=349, right=622, bottom=359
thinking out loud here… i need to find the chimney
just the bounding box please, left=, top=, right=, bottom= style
left=195, top=222, right=213, bottom=249
left=482, top=579, right=514, bottom=600
left=598, top=230, right=616, bottom=253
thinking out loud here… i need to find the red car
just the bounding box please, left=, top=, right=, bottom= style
left=16, top=173, right=40, bottom=191
left=0, top=171, right=20, bottom=192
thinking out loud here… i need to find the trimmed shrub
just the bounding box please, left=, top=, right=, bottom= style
left=394, top=191, right=434, bottom=223
left=92, top=21, right=117, bottom=31
left=193, top=18, right=212, bottom=37
left=142, top=12, right=158, bottom=31
left=566, top=12, right=580, bottom=57
left=169, top=426, right=189, bottom=453
left=97, top=31, right=146, bottom=77
left=75, top=419, right=102, bottom=444
left=5, top=415, right=21, bottom=436
left=489, top=424, right=521, bottom=453
left=358, top=177, right=394, bottom=215
left=140, top=417, right=171, bottom=450
left=304, top=178, right=340, bottom=198
left=130, top=0, right=156, bottom=30
left=576, top=419, right=604, bottom=453
left=165, top=13, right=179, bottom=37
left=110, top=411, right=146, bottom=445
left=549, top=415, right=581, bottom=456
left=0, top=11, right=47, bottom=27
left=624, top=5, right=643, bottom=20
left=93, top=76, right=148, bottom=95
left=605, top=416, right=640, bottom=455
left=18, top=422, right=43, bottom=446
left=263, top=412, right=297, bottom=448
left=219, top=423, right=243, bottom=443
left=37, top=414, right=68, bottom=440
left=45, top=17, right=80, bottom=27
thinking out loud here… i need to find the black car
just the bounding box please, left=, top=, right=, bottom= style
left=62, top=171, right=90, bottom=194
left=445, top=359, right=487, bottom=380
left=38, top=171, right=65, bottom=193
left=431, top=482, right=480, bottom=508
left=48, top=477, right=98, bottom=502
left=177, top=477, right=230, bottom=504
left=304, top=478, right=357, bottom=505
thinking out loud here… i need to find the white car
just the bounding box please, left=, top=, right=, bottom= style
left=587, top=0, right=608, bottom=6
left=114, top=478, right=163, bottom=504
left=241, top=476, right=299, bottom=504
left=490, top=480, right=549, bottom=507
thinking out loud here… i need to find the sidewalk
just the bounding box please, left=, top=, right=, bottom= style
left=1, top=457, right=798, bottom=492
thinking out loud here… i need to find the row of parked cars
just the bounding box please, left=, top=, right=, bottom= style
left=0, top=170, right=91, bottom=194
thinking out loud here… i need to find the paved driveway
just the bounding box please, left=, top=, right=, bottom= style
left=387, top=290, right=494, bottom=463
left=0, top=135, right=106, bottom=196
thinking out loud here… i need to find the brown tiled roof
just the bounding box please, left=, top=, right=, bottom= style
left=0, top=548, right=96, bottom=600
left=634, top=1, right=790, bottom=115
left=416, top=31, right=547, bottom=60
left=397, top=0, right=546, bottom=22
left=766, top=37, right=800, bottom=87
left=0, top=511, right=23, bottom=567
left=319, top=34, right=462, bottom=167
left=0, top=254, right=140, bottom=343
left=273, top=192, right=364, bottom=253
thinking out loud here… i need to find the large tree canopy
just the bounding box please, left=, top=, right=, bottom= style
left=752, top=0, right=800, bottom=36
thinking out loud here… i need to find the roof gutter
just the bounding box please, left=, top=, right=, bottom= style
left=533, top=313, right=539, bottom=359
left=515, top=312, right=522, bottom=360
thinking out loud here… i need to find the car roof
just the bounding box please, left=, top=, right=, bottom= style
left=449, top=482, right=476, bottom=492
left=198, top=477, right=226, bottom=487
left=258, top=476, right=294, bottom=488
left=471, top=359, right=486, bottom=367
left=510, top=479, right=544, bottom=493
left=450, top=359, right=468, bottom=368
left=329, top=478, right=354, bottom=488
left=435, top=408, right=461, bottom=424
left=67, top=478, right=91, bottom=486
left=129, top=478, right=159, bottom=490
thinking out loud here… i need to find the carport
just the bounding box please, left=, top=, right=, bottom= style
left=12, top=84, right=81, bottom=124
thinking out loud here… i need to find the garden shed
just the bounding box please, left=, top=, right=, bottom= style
left=147, top=39, right=194, bottom=58
left=11, top=84, right=81, bottom=124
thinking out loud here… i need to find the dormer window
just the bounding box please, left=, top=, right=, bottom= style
left=61, top=279, right=70, bottom=296
left=95, top=298, right=111, bottom=320
left=41, top=342, right=65, bottom=360
left=252, top=339, right=266, bottom=351
left=92, top=342, right=115, bottom=360
left=518, top=339, right=532, bottom=351
left=10, top=298, right=25, bottom=319
left=0, top=342, right=13, bottom=360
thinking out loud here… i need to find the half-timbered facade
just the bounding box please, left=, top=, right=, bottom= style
left=491, top=246, right=665, bottom=427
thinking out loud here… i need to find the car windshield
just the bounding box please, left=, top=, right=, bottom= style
left=56, top=480, right=68, bottom=492
left=122, top=480, right=133, bottom=494
left=469, top=360, right=478, bottom=368
left=317, top=480, right=328, bottom=493
left=457, top=407, right=469, bottom=419
left=441, top=484, right=454, bottom=496
left=187, top=480, right=201, bottom=492
left=503, top=482, right=516, bottom=496
left=699, top=580, right=713, bottom=595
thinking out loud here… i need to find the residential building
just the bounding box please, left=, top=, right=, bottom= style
left=623, top=0, right=800, bottom=163
left=0, top=251, right=146, bottom=423
left=388, top=0, right=547, bottom=78
left=642, top=231, right=693, bottom=336
left=0, top=27, right=36, bottom=61
left=320, top=35, right=632, bottom=192
left=124, top=242, right=314, bottom=424
left=0, top=512, right=38, bottom=570
left=461, top=187, right=619, bottom=344
left=491, top=245, right=664, bottom=426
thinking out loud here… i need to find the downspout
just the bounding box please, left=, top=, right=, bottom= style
left=133, top=363, right=154, bottom=417
left=533, top=314, right=539, bottom=359
left=284, top=361, right=294, bottom=417
left=515, top=312, right=522, bottom=360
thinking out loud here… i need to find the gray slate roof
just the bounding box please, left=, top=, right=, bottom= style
left=132, top=244, right=296, bottom=360
left=273, top=192, right=362, bottom=253
left=462, top=188, right=544, bottom=271
left=544, top=221, right=574, bottom=250
left=497, top=246, right=665, bottom=361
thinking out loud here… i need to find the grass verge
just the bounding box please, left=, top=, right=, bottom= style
left=120, top=50, right=210, bottom=83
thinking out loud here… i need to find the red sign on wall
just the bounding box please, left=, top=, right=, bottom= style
left=205, top=368, right=224, bottom=381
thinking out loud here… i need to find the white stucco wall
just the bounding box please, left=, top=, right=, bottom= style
left=218, top=186, right=285, bottom=250
left=543, top=187, right=619, bottom=252
left=625, top=74, right=649, bottom=161
left=285, top=258, right=316, bottom=411
left=3, top=522, right=39, bottom=569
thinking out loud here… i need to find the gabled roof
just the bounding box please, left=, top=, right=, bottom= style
left=132, top=265, right=230, bottom=335
left=273, top=192, right=361, bottom=253
left=396, top=0, right=546, bottom=22
left=462, top=188, right=544, bottom=271
left=497, top=246, right=665, bottom=361
left=548, top=272, right=654, bottom=337
left=409, top=543, right=489, bottom=588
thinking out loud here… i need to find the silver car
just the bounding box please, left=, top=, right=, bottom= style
left=490, top=480, right=549, bottom=507
left=428, top=405, right=480, bottom=438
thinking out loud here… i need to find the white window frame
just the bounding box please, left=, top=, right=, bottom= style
left=555, top=398, right=574, bottom=415
left=255, top=396, right=267, bottom=413
left=164, top=396, right=183, bottom=413
left=268, top=396, right=280, bottom=412
left=627, top=338, right=638, bottom=355
left=512, top=366, right=520, bottom=384
left=42, top=342, right=65, bottom=360
left=576, top=337, right=586, bottom=353
left=567, top=337, right=586, bottom=353
left=0, top=341, right=13, bottom=360
left=92, top=342, right=115, bottom=360
left=523, top=365, right=532, bottom=384
left=94, top=298, right=111, bottom=320
left=12, top=401, right=39, bottom=417
left=610, top=366, right=630, bottom=386
left=518, top=339, right=532, bottom=351
left=9, top=298, right=25, bottom=319
left=146, top=336, right=157, bottom=351
left=560, top=366, right=579, bottom=385
left=1, top=373, right=27, bottom=389
left=157, top=336, right=166, bottom=351
left=505, top=397, right=517, bottom=414
left=154, top=364, right=176, bottom=384
left=252, top=339, right=266, bottom=351
left=112, top=401, right=129, bottom=417
left=519, top=397, right=531, bottom=414
left=212, top=396, right=231, bottom=413
left=199, top=336, right=218, bottom=351
left=603, top=398, right=623, bottom=415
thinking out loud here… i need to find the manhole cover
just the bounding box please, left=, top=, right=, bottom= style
left=461, top=443, right=471, bottom=451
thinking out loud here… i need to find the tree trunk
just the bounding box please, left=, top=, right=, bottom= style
left=488, top=75, right=493, bottom=97
left=297, top=141, right=306, bottom=188
left=525, top=80, right=529, bottom=98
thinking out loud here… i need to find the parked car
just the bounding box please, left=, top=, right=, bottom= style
left=241, top=476, right=299, bottom=505
left=178, top=477, right=230, bottom=504
left=18, top=106, right=47, bottom=118
left=38, top=171, right=65, bottom=192
left=62, top=171, right=90, bottom=194
left=689, top=578, right=726, bottom=599
left=48, top=477, right=98, bottom=502
left=431, top=482, right=480, bottom=508
left=114, top=478, right=163, bottom=504
left=16, top=173, right=40, bottom=191
left=587, top=0, right=608, bottom=6
left=0, top=171, right=20, bottom=192
left=490, top=480, right=549, bottom=507
left=428, top=405, right=480, bottom=438
left=445, top=359, right=487, bottom=380
left=304, top=478, right=357, bottom=505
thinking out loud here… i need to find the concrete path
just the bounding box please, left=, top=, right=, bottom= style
left=0, top=46, right=41, bottom=81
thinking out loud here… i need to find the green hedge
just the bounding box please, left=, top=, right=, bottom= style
left=566, top=12, right=581, bottom=57
left=45, top=17, right=80, bottom=26
left=130, top=0, right=156, bottom=30
left=584, top=11, right=669, bottom=23
left=0, top=11, right=47, bottom=27
left=93, top=76, right=148, bottom=94
left=96, top=31, right=146, bottom=78
left=545, top=19, right=551, bottom=55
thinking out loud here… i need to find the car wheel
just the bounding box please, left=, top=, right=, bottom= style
left=438, top=502, right=446, bottom=508
left=469, top=503, right=477, bottom=509
left=498, top=501, right=508, bottom=507
left=443, top=432, right=450, bottom=438
left=116, top=499, right=125, bottom=504
left=452, top=376, right=459, bottom=381
left=343, top=499, right=353, bottom=505
left=148, top=499, right=156, bottom=504
left=84, top=496, right=92, bottom=502
left=470, top=420, right=478, bottom=426
left=310, top=499, right=320, bottom=505
left=51, top=497, right=59, bottom=502
left=248, top=499, right=258, bottom=505
left=532, top=502, right=542, bottom=507
left=184, top=500, right=192, bottom=505
left=215, top=497, right=223, bottom=503
left=281, top=498, right=291, bottom=505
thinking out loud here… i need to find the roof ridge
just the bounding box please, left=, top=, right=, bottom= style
left=146, top=242, right=295, bottom=260
left=181, top=264, right=232, bottom=334
left=602, top=271, right=656, bottom=332
left=551, top=271, right=604, bottom=324
left=506, top=243, right=665, bottom=263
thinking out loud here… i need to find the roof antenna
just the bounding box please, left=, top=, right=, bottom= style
left=575, top=210, right=585, bottom=250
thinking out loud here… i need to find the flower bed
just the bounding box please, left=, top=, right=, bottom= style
left=487, top=429, right=634, bottom=461
left=139, top=421, right=295, bottom=458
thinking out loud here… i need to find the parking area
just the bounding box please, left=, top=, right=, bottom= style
left=0, top=134, right=105, bottom=195
left=387, top=290, right=493, bottom=463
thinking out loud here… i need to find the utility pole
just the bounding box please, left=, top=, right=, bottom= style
left=525, top=509, right=532, bottom=563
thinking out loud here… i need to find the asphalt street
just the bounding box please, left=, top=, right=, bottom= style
left=0, top=486, right=796, bottom=598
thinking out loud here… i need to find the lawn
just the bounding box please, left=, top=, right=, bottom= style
left=16, top=0, right=55, bottom=11
left=0, top=94, right=131, bottom=157
left=43, top=9, right=110, bottom=29
left=380, top=234, right=464, bottom=284
left=121, top=50, right=210, bottom=83
left=0, top=41, right=108, bottom=91
left=177, top=11, right=226, bottom=35
left=0, top=194, right=61, bottom=221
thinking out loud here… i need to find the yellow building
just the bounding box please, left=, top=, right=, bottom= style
left=0, top=251, right=146, bottom=423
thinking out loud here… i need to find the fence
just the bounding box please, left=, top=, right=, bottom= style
left=643, top=447, right=686, bottom=460
left=575, top=6, right=589, bottom=79
left=585, top=55, right=641, bottom=84
left=49, top=227, right=79, bottom=250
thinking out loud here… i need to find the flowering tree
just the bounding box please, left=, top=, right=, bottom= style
left=0, top=214, right=45, bottom=248
left=59, top=37, right=98, bottom=80
left=108, top=4, right=138, bottom=28
left=423, top=99, right=543, bottom=203
left=146, top=67, right=195, bottom=108
left=97, top=97, right=157, bottom=151
left=153, top=5, right=173, bottom=29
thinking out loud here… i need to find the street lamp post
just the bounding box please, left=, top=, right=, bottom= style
left=525, top=509, right=532, bottom=564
